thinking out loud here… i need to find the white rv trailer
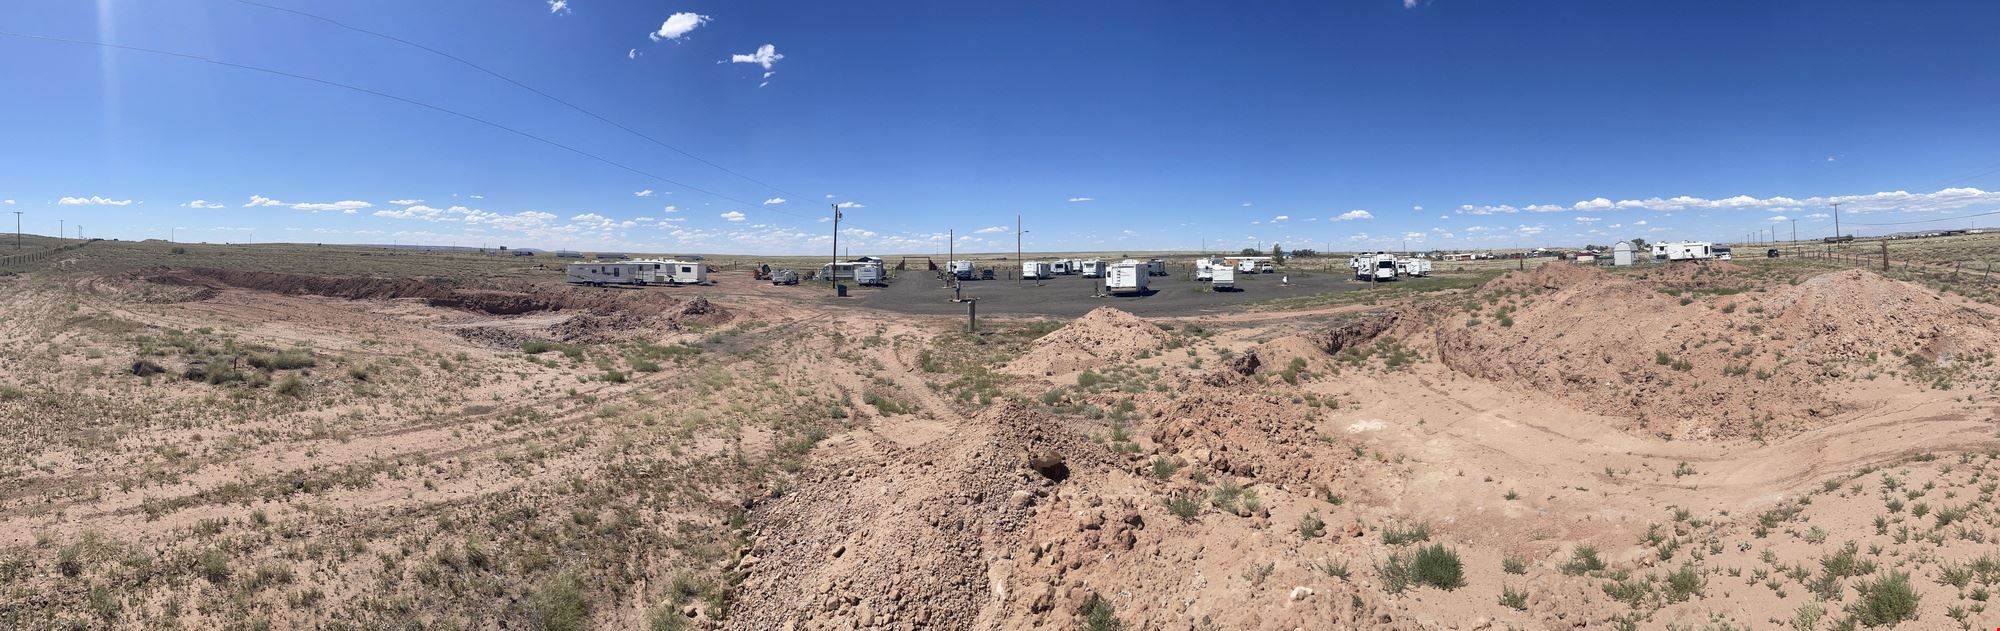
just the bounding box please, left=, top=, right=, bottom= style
left=1106, top=260, right=1149, bottom=295
left=1236, top=259, right=1257, bottom=273
left=1368, top=254, right=1399, bottom=281
left=818, top=260, right=886, bottom=283
left=948, top=260, right=975, bottom=280
left=1395, top=258, right=1432, bottom=277
left=1077, top=259, right=1107, bottom=278
left=1210, top=262, right=1237, bottom=290
left=1350, top=255, right=1370, bottom=280
left=1660, top=241, right=1715, bottom=261
left=1049, top=260, right=1073, bottom=275
left=1021, top=261, right=1052, bottom=280
left=566, top=262, right=647, bottom=286
left=853, top=262, right=886, bottom=286
left=1146, top=258, right=1167, bottom=276
left=1193, top=257, right=1220, bottom=281
left=663, top=260, right=708, bottom=285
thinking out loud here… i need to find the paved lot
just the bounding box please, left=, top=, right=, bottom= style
left=841, top=268, right=1374, bottom=317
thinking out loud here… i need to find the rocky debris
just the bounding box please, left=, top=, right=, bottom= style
left=1005, top=307, right=1170, bottom=377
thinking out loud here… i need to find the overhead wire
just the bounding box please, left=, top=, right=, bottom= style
left=232, top=0, right=799, bottom=200
left=0, top=30, right=820, bottom=222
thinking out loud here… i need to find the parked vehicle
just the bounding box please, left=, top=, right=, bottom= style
left=1078, top=259, right=1107, bottom=278
left=948, top=260, right=974, bottom=280
left=980, top=268, right=995, bottom=280
left=1395, top=257, right=1432, bottom=277
left=566, top=262, right=646, bottom=286
left=1106, top=259, right=1148, bottom=295
left=1146, top=258, right=1167, bottom=276
left=1021, top=261, right=1051, bottom=280
left=1210, top=263, right=1237, bottom=290
left=1368, top=254, right=1398, bottom=281
left=1194, top=257, right=1221, bottom=281
left=853, top=262, right=886, bottom=286
left=770, top=269, right=798, bottom=285
left=1713, top=246, right=1734, bottom=260
left=1766, top=248, right=1780, bottom=258
left=1049, top=259, right=1073, bottom=275
left=1659, top=241, right=1715, bottom=261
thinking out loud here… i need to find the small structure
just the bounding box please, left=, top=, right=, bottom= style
left=819, top=259, right=887, bottom=283
left=1106, top=259, right=1148, bottom=295
left=1612, top=241, right=1635, bottom=266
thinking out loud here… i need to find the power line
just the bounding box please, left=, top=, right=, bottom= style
left=1842, top=208, right=2000, bottom=227
left=234, top=0, right=798, bottom=199
left=0, top=30, right=816, bottom=222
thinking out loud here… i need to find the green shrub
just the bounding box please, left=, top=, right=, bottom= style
left=1411, top=544, right=1466, bottom=590
left=247, top=349, right=316, bottom=370
left=1502, top=556, right=1527, bottom=575
left=1164, top=492, right=1201, bottom=521
left=1849, top=571, right=1919, bottom=627
left=534, top=570, right=590, bottom=631
left=1299, top=512, right=1325, bottom=539
left=1080, top=592, right=1122, bottom=631
left=1498, top=584, right=1528, bottom=610
left=275, top=375, right=305, bottom=397
left=1665, top=564, right=1704, bottom=602
left=1149, top=456, right=1179, bottom=480
left=1561, top=545, right=1605, bottom=576
left=1381, top=522, right=1430, bottom=545
left=198, top=548, right=231, bottom=584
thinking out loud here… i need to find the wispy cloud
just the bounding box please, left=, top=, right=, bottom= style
left=1068, top=197, right=1094, bottom=203
left=627, top=49, right=638, bottom=60
left=763, top=197, right=786, bottom=205
left=650, top=13, right=711, bottom=41
left=180, top=199, right=223, bottom=209
left=1458, top=187, right=2000, bottom=216
left=720, top=211, right=747, bottom=222
left=835, top=201, right=864, bottom=209
left=291, top=200, right=371, bottom=214
left=1334, top=210, right=1374, bottom=221
left=730, top=44, right=783, bottom=71
left=634, top=189, right=655, bottom=198
left=974, top=226, right=1010, bottom=234
left=388, top=198, right=422, bottom=205
left=547, top=0, right=569, bottom=15
left=58, top=195, right=133, bottom=206
left=244, top=195, right=284, bottom=207
left=1271, top=215, right=1289, bottom=222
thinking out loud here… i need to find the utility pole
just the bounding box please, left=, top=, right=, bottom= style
left=946, top=228, right=954, bottom=288
left=77, top=225, right=82, bottom=240
left=1790, top=220, right=1796, bottom=251
left=11, top=211, right=19, bottom=249
left=59, top=220, right=65, bottom=242
left=1831, top=202, right=1842, bottom=243
left=1015, top=214, right=1023, bottom=285
left=830, top=203, right=841, bottom=293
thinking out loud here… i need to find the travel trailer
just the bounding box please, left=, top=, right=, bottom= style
left=1395, top=258, right=1431, bottom=277
left=1367, top=253, right=1398, bottom=281
left=662, top=260, right=707, bottom=285
left=819, top=259, right=887, bottom=283
left=1021, top=261, right=1051, bottom=280
left=1147, top=259, right=1167, bottom=276
left=1659, top=241, right=1715, bottom=261
left=1106, top=260, right=1148, bottom=295
left=853, top=262, right=886, bottom=286
left=1194, top=257, right=1222, bottom=281
left=1077, top=259, right=1107, bottom=278
left=1049, top=260, right=1073, bottom=275
left=1210, top=262, right=1237, bottom=290
left=948, top=260, right=975, bottom=280
left=1712, top=246, right=1733, bottom=260
left=566, top=262, right=646, bottom=286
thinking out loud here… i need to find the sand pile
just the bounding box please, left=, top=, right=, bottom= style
left=1004, top=307, right=1169, bottom=377
left=137, top=266, right=721, bottom=318
left=724, top=402, right=1112, bottom=630
left=1644, top=260, right=1748, bottom=289
left=1766, top=269, right=1999, bottom=366
left=1480, top=261, right=1597, bottom=293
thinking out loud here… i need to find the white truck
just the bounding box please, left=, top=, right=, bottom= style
left=1106, top=260, right=1148, bottom=295
left=1077, top=259, right=1107, bottom=278
left=948, top=260, right=975, bottom=280
left=1210, top=263, right=1237, bottom=290
left=1021, top=261, right=1051, bottom=280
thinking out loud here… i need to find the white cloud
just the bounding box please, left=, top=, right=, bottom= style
left=650, top=13, right=711, bottom=41
left=1413, top=205, right=1424, bottom=211
left=1, top=200, right=13, bottom=205
left=730, top=44, right=783, bottom=71
left=1768, top=215, right=1790, bottom=222
left=662, top=205, right=679, bottom=213
left=763, top=197, right=786, bottom=205
left=570, top=213, right=609, bottom=223
left=628, top=49, right=638, bottom=60
left=1240, top=202, right=1253, bottom=207
left=974, top=226, right=1009, bottom=234
left=1633, top=220, right=1648, bottom=225
left=1459, top=187, right=2000, bottom=216
left=1574, top=216, right=1602, bottom=223
left=180, top=199, right=223, bottom=209
left=59, top=195, right=134, bottom=206
left=1804, top=213, right=1830, bottom=219
left=634, top=189, right=655, bottom=197
left=244, top=195, right=284, bottom=207
left=720, top=211, right=747, bottom=222
left=1515, top=224, right=1547, bottom=236
left=1271, top=215, right=1289, bottom=222
left=835, top=201, right=864, bottom=209
left=1068, top=197, right=1094, bottom=203
left=1403, top=0, right=1419, bottom=7
left=1334, top=210, right=1374, bottom=221
left=547, top=0, right=569, bottom=15
left=291, top=200, right=371, bottom=213
left=388, top=198, right=422, bottom=205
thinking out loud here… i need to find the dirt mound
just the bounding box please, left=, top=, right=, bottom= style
left=136, top=267, right=722, bottom=319
left=724, top=403, right=1113, bottom=630
left=1435, top=267, right=2000, bottom=439
left=1005, top=307, right=1169, bottom=377
left=1644, top=260, right=1748, bottom=289
left=1227, top=311, right=1406, bottom=378
left=1479, top=262, right=1599, bottom=293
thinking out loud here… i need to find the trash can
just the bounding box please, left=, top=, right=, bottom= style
left=836, top=284, right=849, bottom=297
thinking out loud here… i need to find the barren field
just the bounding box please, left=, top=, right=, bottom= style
left=3, top=240, right=2000, bottom=630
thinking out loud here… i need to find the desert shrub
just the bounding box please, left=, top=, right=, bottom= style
left=1499, top=584, right=1528, bottom=610
left=1561, top=545, right=1606, bottom=576
left=1502, top=555, right=1527, bottom=575
left=129, top=360, right=165, bottom=377
left=1849, top=571, right=1919, bottom=627
left=346, top=364, right=371, bottom=381
left=1080, top=592, right=1122, bottom=631
left=1411, top=544, right=1466, bottom=590
left=198, top=548, right=231, bottom=584
left=247, top=349, right=316, bottom=370
left=1150, top=456, right=1179, bottom=480
left=1665, top=564, right=1705, bottom=602
left=275, top=375, right=305, bottom=397
left=1164, top=492, right=1201, bottom=521
left=534, top=570, right=589, bottom=631
left=1381, top=522, right=1430, bottom=545
left=1299, top=512, right=1326, bottom=539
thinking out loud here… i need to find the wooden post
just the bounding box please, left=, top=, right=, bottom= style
left=966, top=299, right=977, bottom=333
left=1880, top=242, right=1889, bottom=273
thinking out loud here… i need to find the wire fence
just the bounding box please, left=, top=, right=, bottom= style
left=0, top=239, right=95, bottom=269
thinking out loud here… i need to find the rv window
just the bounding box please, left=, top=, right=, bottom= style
left=612, top=268, right=620, bottom=276
left=681, top=266, right=692, bottom=273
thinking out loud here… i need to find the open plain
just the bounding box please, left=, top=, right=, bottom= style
left=3, top=237, right=2000, bottom=630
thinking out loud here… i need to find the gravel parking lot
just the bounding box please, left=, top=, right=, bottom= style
left=843, top=267, right=1373, bottom=317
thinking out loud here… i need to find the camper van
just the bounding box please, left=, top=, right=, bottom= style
left=1147, top=258, right=1167, bottom=276
left=948, top=260, right=974, bottom=280
left=1021, top=261, right=1051, bottom=280
left=1395, top=258, right=1432, bottom=277
left=1077, top=259, right=1107, bottom=278
left=566, top=262, right=646, bottom=286
left=1660, top=241, right=1715, bottom=261
left=1107, top=260, right=1148, bottom=295
left=1210, top=262, right=1237, bottom=290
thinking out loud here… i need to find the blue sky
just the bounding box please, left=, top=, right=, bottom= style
left=4, top=0, right=1999, bottom=254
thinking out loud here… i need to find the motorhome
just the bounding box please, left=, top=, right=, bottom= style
left=1021, top=261, right=1051, bottom=280
left=1236, top=259, right=1258, bottom=273
left=1077, top=259, right=1107, bottom=278
left=1659, top=241, right=1715, bottom=261
left=1106, top=260, right=1148, bottom=295
left=1367, top=254, right=1398, bottom=281
left=1146, top=258, right=1167, bottom=276
left=1395, top=258, right=1431, bottom=277
left=1210, top=262, right=1237, bottom=290
left=948, top=260, right=974, bottom=280
left=566, top=262, right=646, bottom=286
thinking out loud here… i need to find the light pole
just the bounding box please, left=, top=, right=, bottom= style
left=1831, top=202, right=1842, bottom=242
